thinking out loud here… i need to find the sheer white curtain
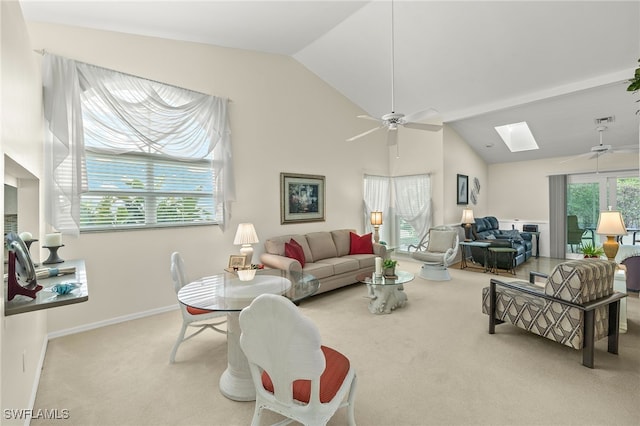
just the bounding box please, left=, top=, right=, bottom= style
left=43, top=54, right=87, bottom=236
left=393, top=174, right=432, bottom=243
left=42, top=53, right=234, bottom=234
left=363, top=175, right=391, bottom=240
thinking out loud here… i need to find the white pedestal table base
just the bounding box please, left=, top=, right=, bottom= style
left=219, top=312, right=256, bottom=401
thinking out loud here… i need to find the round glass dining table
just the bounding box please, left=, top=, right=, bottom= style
left=177, top=269, right=320, bottom=401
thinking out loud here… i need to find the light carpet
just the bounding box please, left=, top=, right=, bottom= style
left=33, top=258, right=640, bottom=426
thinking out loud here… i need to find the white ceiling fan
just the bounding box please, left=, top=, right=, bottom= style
left=346, top=0, right=442, bottom=148
left=563, top=126, right=638, bottom=161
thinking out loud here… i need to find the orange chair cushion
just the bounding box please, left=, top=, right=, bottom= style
left=186, top=306, right=214, bottom=315
left=261, top=345, right=350, bottom=404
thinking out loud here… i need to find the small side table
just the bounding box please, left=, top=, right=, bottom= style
left=356, top=271, right=414, bottom=314
left=488, top=247, right=517, bottom=275
left=459, top=241, right=491, bottom=272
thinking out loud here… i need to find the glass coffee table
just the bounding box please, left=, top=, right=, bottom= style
left=356, top=270, right=415, bottom=314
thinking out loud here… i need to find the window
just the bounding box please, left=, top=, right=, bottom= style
left=396, top=217, right=420, bottom=251
left=567, top=170, right=639, bottom=247
left=80, top=152, right=215, bottom=230
left=363, top=174, right=431, bottom=251
left=42, top=54, right=232, bottom=234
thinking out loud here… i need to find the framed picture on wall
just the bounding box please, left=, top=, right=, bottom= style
left=280, top=172, right=325, bottom=224
left=457, top=174, right=469, bottom=205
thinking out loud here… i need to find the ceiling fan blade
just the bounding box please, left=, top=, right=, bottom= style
left=357, top=115, right=382, bottom=123
left=611, top=144, right=639, bottom=153
left=559, top=152, right=592, bottom=163
left=403, top=122, right=443, bottom=132
left=403, top=108, right=440, bottom=123
left=387, top=129, right=398, bottom=146
left=346, top=125, right=384, bottom=142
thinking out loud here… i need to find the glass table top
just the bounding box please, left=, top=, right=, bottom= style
left=177, top=268, right=320, bottom=312
left=357, top=270, right=415, bottom=287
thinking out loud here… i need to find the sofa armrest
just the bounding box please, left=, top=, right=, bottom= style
left=373, top=243, right=387, bottom=257
left=259, top=253, right=302, bottom=273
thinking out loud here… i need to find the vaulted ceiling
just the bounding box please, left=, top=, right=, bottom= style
left=20, top=0, right=640, bottom=164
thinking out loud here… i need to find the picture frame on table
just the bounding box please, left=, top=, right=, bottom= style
left=280, top=172, right=325, bottom=224
left=457, top=174, right=469, bottom=205
left=228, top=255, right=246, bottom=269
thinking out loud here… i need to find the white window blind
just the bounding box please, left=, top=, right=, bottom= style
left=81, top=152, right=215, bottom=230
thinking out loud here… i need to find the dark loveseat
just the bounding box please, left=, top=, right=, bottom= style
left=468, top=216, right=533, bottom=270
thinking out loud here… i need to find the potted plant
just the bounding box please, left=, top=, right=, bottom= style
left=580, top=242, right=605, bottom=258
left=383, top=259, right=397, bottom=277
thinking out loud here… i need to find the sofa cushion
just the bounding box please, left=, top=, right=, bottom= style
left=502, top=229, right=523, bottom=242
left=331, top=229, right=354, bottom=257
left=343, top=254, right=375, bottom=269
left=307, top=232, right=338, bottom=262
left=265, top=235, right=314, bottom=263
left=349, top=232, right=373, bottom=255
left=285, top=239, right=306, bottom=267
left=302, top=262, right=335, bottom=280
left=428, top=229, right=456, bottom=253
left=316, top=257, right=359, bottom=275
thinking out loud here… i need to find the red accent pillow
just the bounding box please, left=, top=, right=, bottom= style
left=285, top=239, right=305, bottom=267
left=261, top=345, right=351, bottom=403
left=349, top=232, right=373, bottom=255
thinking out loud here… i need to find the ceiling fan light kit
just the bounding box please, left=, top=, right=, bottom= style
left=347, top=0, right=442, bottom=147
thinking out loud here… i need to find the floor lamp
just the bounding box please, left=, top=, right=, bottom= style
left=596, top=208, right=627, bottom=261
left=371, top=212, right=383, bottom=243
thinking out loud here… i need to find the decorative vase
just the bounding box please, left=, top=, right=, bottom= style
left=384, top=267, right=396, bottom=277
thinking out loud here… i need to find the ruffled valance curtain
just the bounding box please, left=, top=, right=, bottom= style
left=42, top=53, right=235, bottom=234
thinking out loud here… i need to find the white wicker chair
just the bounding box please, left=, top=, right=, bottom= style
left=409, top=226, right=459, bottom=280
left=169, top=252, right=226, bottom=363
left=239, top=294, right=357, bottom=426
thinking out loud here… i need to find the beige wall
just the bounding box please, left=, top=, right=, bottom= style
left=1, top=1, right=47, bottom=421
left=25, top=22, right=392, bottom=333
left=443, top=125, right=488, bottom=224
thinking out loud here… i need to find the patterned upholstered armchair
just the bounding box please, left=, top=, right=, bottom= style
left=482, top=259, right=627, bottom=368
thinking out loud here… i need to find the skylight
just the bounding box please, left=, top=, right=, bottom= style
left=494, top=122, right=539, bottom=152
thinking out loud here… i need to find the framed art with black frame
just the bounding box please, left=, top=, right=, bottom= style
left=280, top=172, right=325, bottom=224
left=457, top=174, right=469, bottom=205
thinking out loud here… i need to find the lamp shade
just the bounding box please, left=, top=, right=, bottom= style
left=596, top=211, right=626, bottom=236
left=460, top=208, right=475, bottom=225
left=370, top=211, right=383, bottom=226
left=233, top=223, right=259, bottom=245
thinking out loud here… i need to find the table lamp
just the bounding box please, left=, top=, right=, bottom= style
left=370, top=211, right=383, bottom=243
left=461, top=208, right=475, bottom=241
left=595, top=208, right=627, bottom=261
left=234, top=223, right=259, bottom=264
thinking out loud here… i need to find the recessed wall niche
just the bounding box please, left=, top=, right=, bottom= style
left=4, top=155, right=40, bottom=265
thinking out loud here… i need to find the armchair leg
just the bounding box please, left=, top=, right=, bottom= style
left=583, top=311, right=595, bottom=368
left=607, top=301, right=620, bottom=355
left=489, top=281, right=496, bottom=334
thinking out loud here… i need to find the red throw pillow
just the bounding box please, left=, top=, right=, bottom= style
left=285, top=239, right=305, bottom=267
left=349, top=232, right=373, bottom=255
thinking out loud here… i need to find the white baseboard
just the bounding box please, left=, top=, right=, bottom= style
left=47, top=305, right=178, bottom=340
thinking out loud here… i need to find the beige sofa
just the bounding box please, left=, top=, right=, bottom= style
left=260, top=229, right=387, bottom=295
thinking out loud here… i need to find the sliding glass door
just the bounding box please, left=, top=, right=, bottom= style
left=567, top=171, right=639, bottom=250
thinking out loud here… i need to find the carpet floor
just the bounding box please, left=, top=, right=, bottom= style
left=33, top=258, right=640, bottom=426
